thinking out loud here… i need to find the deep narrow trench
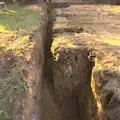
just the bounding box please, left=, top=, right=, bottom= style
left=42, top=3, right=98, bottom=120
left=43, top=3, right=54, bottom=82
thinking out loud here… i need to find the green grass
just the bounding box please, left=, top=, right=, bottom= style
left=0, top=6, right=40, bottom=32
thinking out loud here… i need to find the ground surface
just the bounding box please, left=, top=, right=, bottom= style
left=0, top=3, right=45, bottom=119
left=0, top=0, right=120, bottom=120
left=51, top=2, right=120, bottom=120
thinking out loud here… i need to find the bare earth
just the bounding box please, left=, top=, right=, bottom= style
left=0, top=0, right=120, bottom=120
left=51, top=2, right=120, bottom=120
left=0, top=2, right=47, bottom=120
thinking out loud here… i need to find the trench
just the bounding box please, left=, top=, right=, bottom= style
left=41, top=3, right=98, bottom=120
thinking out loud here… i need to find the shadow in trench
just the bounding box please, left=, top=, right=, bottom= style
left=43, top=3, right=55, bottom=83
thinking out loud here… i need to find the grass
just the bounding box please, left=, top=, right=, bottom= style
left=0, top=5, right=41, bottom=59
left=0, top=6, right=40, bottom=32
